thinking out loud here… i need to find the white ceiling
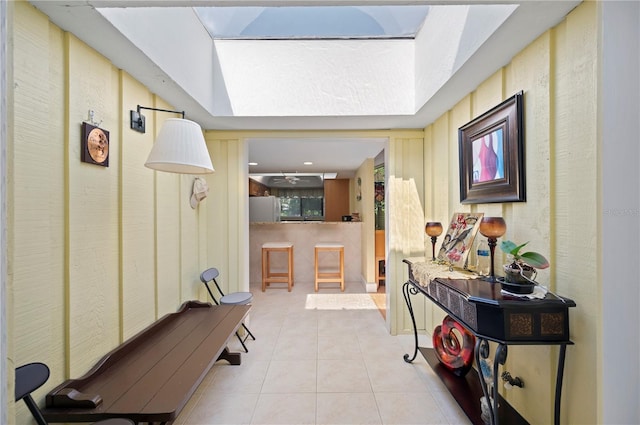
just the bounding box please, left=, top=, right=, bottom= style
left=30, top=0, right=581, bottom=179
left=248, top=137, right=386, bottom=180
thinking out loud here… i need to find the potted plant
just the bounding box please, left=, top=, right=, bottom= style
left=499, top=240, right=550, bottom=294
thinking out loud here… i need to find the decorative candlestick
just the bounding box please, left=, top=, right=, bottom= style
left=478, top=217, right=507, bottom=282
left=425, top=222, right=444, bottom=261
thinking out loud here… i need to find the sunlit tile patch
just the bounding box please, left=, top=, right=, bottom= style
left=305, top=293, right=378, bottom=310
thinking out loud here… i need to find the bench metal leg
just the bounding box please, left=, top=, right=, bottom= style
left=243, top=323, right=256, bottom=341
left=218, top=347, right=242, bottom=365
left=236, top=331, right=249, bottom=353
left=236, top=323, right=256, bottom=353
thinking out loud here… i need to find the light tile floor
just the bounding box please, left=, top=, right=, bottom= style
left=175, top=280, right=471, bottom=425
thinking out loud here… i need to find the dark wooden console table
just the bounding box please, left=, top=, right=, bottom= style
left=402, top=259, right=575, bottom=425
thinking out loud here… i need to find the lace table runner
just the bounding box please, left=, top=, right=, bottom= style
left=410, top=260, right=477, bottom=287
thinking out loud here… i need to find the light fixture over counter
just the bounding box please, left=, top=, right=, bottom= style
left=130, top=105, right=214, bottom=174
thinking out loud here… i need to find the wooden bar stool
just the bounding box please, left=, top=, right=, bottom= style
left=262, top=242, right=294, bottom=292
left=314, top=242, right=345, bottom=292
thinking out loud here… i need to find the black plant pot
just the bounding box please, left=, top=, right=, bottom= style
left=499, top=279, right=535, bottom=294
left=500, top=264, right=537, bottom=294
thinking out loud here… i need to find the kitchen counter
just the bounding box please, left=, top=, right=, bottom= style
left=249, top=221, right=362, bottom=285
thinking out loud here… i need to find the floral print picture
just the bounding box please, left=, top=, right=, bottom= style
left=437, top=212, right=484, bottom=269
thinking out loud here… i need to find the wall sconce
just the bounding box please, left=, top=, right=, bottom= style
left=478, top=217, right=507, bottom=282
left=425, top=222, right=443, bottom=261
left=130, top=105, right=214, bottom=174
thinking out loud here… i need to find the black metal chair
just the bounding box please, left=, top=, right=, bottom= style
left=15, top=362, right=134, bottom=425
left=200, top=267, right=256, bottom=352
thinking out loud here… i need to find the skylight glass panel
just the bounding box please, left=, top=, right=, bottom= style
left=195, top=6, right=430, bottom=39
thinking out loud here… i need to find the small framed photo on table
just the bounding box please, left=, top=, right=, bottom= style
left=437, top=212, right=484, bottom=269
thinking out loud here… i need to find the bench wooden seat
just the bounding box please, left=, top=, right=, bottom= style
left=42, top=300, right=250, bottom=424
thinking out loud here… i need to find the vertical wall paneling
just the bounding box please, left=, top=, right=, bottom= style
left=355, top=159, right=375, bottom=285
left=50, top=19, right=66, bottom=386
left=386, top=135, right=425, bottom=335
left=120, top=73, right=156, bottom=342
left=422, top=121, right=447, bottom=335
left=204, top=138, right=228, bottom=296
left=8, top=6, right=237, bottom=422
left=416, top=3, right=599, bottom=422
left=12, top=0, right=59, bottom=372
left=180, top=170, right=200, bottom=303
left=11, top=3, right=66, bottom=416
left=152, top=99, right=182, bottom=317
left=498, top=31, right=556, bottom=421
left=220, top=139, right=233, bottom=291
left=203, top=136, right=249, bottom=295
left=448, top=96, right=471, bottom=214
left=226, top=138, right=246, bottom=292
left=550, top=3, right=599, bottom=423
left=67, top=35, right=122, bottom=376
left=431, top=113, right=450, bottom=223
left=6, top=2, right=619, bottom=422
left=202, top=137, right=252, bottom=293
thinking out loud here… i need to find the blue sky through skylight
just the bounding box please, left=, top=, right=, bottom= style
left=195, top=6, right=430, bottom=39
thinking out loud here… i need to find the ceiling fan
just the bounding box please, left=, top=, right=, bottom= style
left=272, top=174, right=301, bottom=185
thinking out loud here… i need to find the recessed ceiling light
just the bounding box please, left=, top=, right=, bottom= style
left=304, top=161, right=313, bottom=165
left=249, top=162, right=258, bottom=166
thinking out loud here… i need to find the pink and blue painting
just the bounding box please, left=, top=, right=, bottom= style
left=472, top=128, right=504, bottom=183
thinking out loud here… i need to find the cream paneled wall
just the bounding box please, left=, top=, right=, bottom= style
left=413, top=3, right=598, bottom=424
left=203, top=137, right=250, bottom=295
left=550, top=5, right=598, bottom=424
left=11, top=2, right=67, bottom=389
left=149, top=98, right=184, bottom=318
left=66, top=34, right=123, bottom=376
left=386, top=134, right=425, bottom=336
left=8, top=4, right=223, bottom=422
left=354, top=159, right=375, bottom=286
left=7, top=1, right=605, bottom=424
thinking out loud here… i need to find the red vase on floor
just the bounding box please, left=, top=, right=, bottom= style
left=432, top=315, right=476, bottom=377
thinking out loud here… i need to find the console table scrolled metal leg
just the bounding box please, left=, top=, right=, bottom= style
left=476, top=340, right=568, bottom=425
left=402, top=281, right=420, bottom=363
left=554, top=344, right=568, bottom=425
left=475, top=338, right=507, bottom=425
left=492, top=344, right=508, bottom=425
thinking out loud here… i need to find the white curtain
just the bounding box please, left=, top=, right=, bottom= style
left=388, top=177, right=425, bottom=255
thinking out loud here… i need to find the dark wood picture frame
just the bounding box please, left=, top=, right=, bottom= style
left=459, top=91, right=525, bottom=204
left=81, top=122, right=109, bottom=167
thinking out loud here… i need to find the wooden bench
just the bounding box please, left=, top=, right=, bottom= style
left=41, top=300, right=250, bottom=424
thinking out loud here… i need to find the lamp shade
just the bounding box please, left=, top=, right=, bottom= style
left=145, top=118, right=214, bottom=174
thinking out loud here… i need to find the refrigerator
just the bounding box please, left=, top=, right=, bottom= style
left=249, top=196, right=281, bottom=222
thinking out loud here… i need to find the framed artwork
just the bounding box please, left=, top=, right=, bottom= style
left=437, top=212, right=484, bottom=268
left=459, top=91, right=524, bottom=204
left=81, top=122, right=109, bottom=167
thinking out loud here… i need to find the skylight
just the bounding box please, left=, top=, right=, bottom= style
left=194, top=6, right=431, bottom=40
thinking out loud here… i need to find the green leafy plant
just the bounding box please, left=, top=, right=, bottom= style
left=500, top=240, right=550, bottom=269
left=499, top=240, right=550, bottom=288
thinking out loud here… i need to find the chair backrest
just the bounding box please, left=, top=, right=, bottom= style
left=15, top=363, right=135, bottom=425
left=199, top=267, right=225, bottom=304
left=15, top=362, right=50, bottom=425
